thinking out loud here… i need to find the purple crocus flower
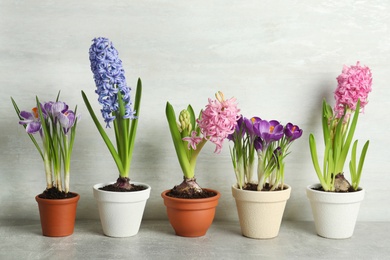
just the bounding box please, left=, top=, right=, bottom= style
left=89, top=37, right=136, bottom=128
left=19, top=106, right=47, bottom=134
left=254, top=119, right=284, bottom=145
left=244, top=117, right=261, bottom=138
left=58, top=110, right=77, bottom=134
left=44, top=101, right=69, bottom=120
left=228, top=116, right=245, bottom=142
left=284, top=123, right=303, bottom=142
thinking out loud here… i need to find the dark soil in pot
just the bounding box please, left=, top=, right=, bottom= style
left=312, top=186, right=360, bottom=192
left=166, top=188, right=217, bottom=199
left=99, top=184, right=147, bottom=192
left=244, top=183, right=288, bottom=191
left=38, top=187, right=78, bottom=199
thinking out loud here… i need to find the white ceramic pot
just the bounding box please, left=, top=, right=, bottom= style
left=231, top=184, right=291, bottom=239
left=306, top=183, right=365, bottom=239
left=93, top=182, right=151, bottom=237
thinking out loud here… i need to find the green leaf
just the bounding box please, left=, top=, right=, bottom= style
left=333, top=112, right=345, bottom=171
left=187, top=104, right=196, bottom=132
left=55, top=90, right=61, bottom=102
left=350, top=140, right=358, bottom=182
left=334, top=99, right=361, bottom=174
left=355, top=140, right=369, bottom=190
left=81, top=90, right=124, bottom=174
left=126, top=78, right=142, bottom=173
left=116, top=90, right=129, bottom=174
left=166, top=102, right=193, bottom=178
left=309, top=133, right=328, bottom=190
left=11, top=97, right=44, bottom=160
left=322, top=99, right=331, bottom=145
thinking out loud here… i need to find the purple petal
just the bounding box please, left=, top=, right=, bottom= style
left=284, top=123, right=303, bottom=142
left=254, top=137, right=263, bottom=151
left=51, top=102, right=68, bottom=116
left=19, top=111, right=34, bottom=120
left=26, top=121, right=41, bottom=134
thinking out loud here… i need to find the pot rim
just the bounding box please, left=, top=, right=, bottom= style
left=232, top=183, right=291, bottom=192
left=306, top=183, right=365, bottom=203
left=35, top=193, right=80, bottom=204
left=306, top=183, right=364, bottom=193
left=161, top=188, right=221, bottom=203
left=93, top=182, right=151, bottom=202
left=93, top=181, right=151, bottom=193
left=232, top=184, right=291, bottom=202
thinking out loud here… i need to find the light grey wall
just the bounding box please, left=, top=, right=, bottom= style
left=1, top=0, right=388, bottom=222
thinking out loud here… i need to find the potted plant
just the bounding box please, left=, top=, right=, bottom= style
left=307, top=61, right=372, bottom=239
left=229, top=116, right=302, bottom=239
left=81, top=37, right=150, bottom=238
left=162, top=91, right=240, bottom=237
left=11, top=93, right=80, bottom=237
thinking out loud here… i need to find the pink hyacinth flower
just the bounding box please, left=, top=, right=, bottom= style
left=182, top=131, right=203, bottom=150
left=197, top=92, right=241, bottom=153
left=334, top=61, right=372, bottom=118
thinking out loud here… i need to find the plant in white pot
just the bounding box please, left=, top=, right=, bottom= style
left=162, top=91, right=240, bottom=237
left=307, top=61, right=372, bottom=239
left=229, top=116, right=302, bottom=239
left=12, top=93, right=80, bottom=237
left=82, top=37, right=150, bottom=237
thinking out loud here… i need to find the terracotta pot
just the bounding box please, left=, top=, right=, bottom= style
left=93, top=182, right=151, bottom=237
left=232, top=184, right=291, bottom=239
left=35, top=193, right=80, bottom=237
left=161, top=189, right=221, bottom=237
left=306, top=183, right=365, bottom=239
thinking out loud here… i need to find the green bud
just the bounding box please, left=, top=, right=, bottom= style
left=179, top=109, right=192, bottom=132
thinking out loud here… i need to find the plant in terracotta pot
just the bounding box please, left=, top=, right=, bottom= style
left=229, top=116, right=302, bottom=239
left=162, top=91, right=240, bottom=237
left=81, top=37, right=150, bottom=237
left=307, top=61, right=372, bottom=239
left=11, top=93, right=80, bottom=237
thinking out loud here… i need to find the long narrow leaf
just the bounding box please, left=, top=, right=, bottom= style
left=81, top=90, right=124, bottom=174
left=11, top=97, right=44, bottom=160
left=166, top=102, right=192, bottom=178
left=323, top=136, right=331, bottom=183
left=116, top=90, right=129, bottom=173
left=55, top=91, right=61, bottom=102
left=333, top=112, right=345, bottom=170
left=309, top=134, right=327, bottom=189
left=355, top=140, right=369, bottom=189
left=127, top=78, right=142, bottom=170
left=350, top=140, right=358, bottom=182
left=322, top=99, right=331, bottom=145
left=335, top=100, right=361, bottom=173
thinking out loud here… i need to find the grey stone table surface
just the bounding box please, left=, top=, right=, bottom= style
left=0, top=220, right=388, bottom=260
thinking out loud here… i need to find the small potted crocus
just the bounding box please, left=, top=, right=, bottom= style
left=307, top=61, right=372, bottom=239
left=162, top=91, right=240, bottom=237
left=81, top=37, right=150, bottom=238
left=12, top=93, right=80, bottom=237
left=229, top=116, right=302, bottom=239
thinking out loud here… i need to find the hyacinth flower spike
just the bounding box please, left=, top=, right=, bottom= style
left=82, top=37, right=142, bottom=190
